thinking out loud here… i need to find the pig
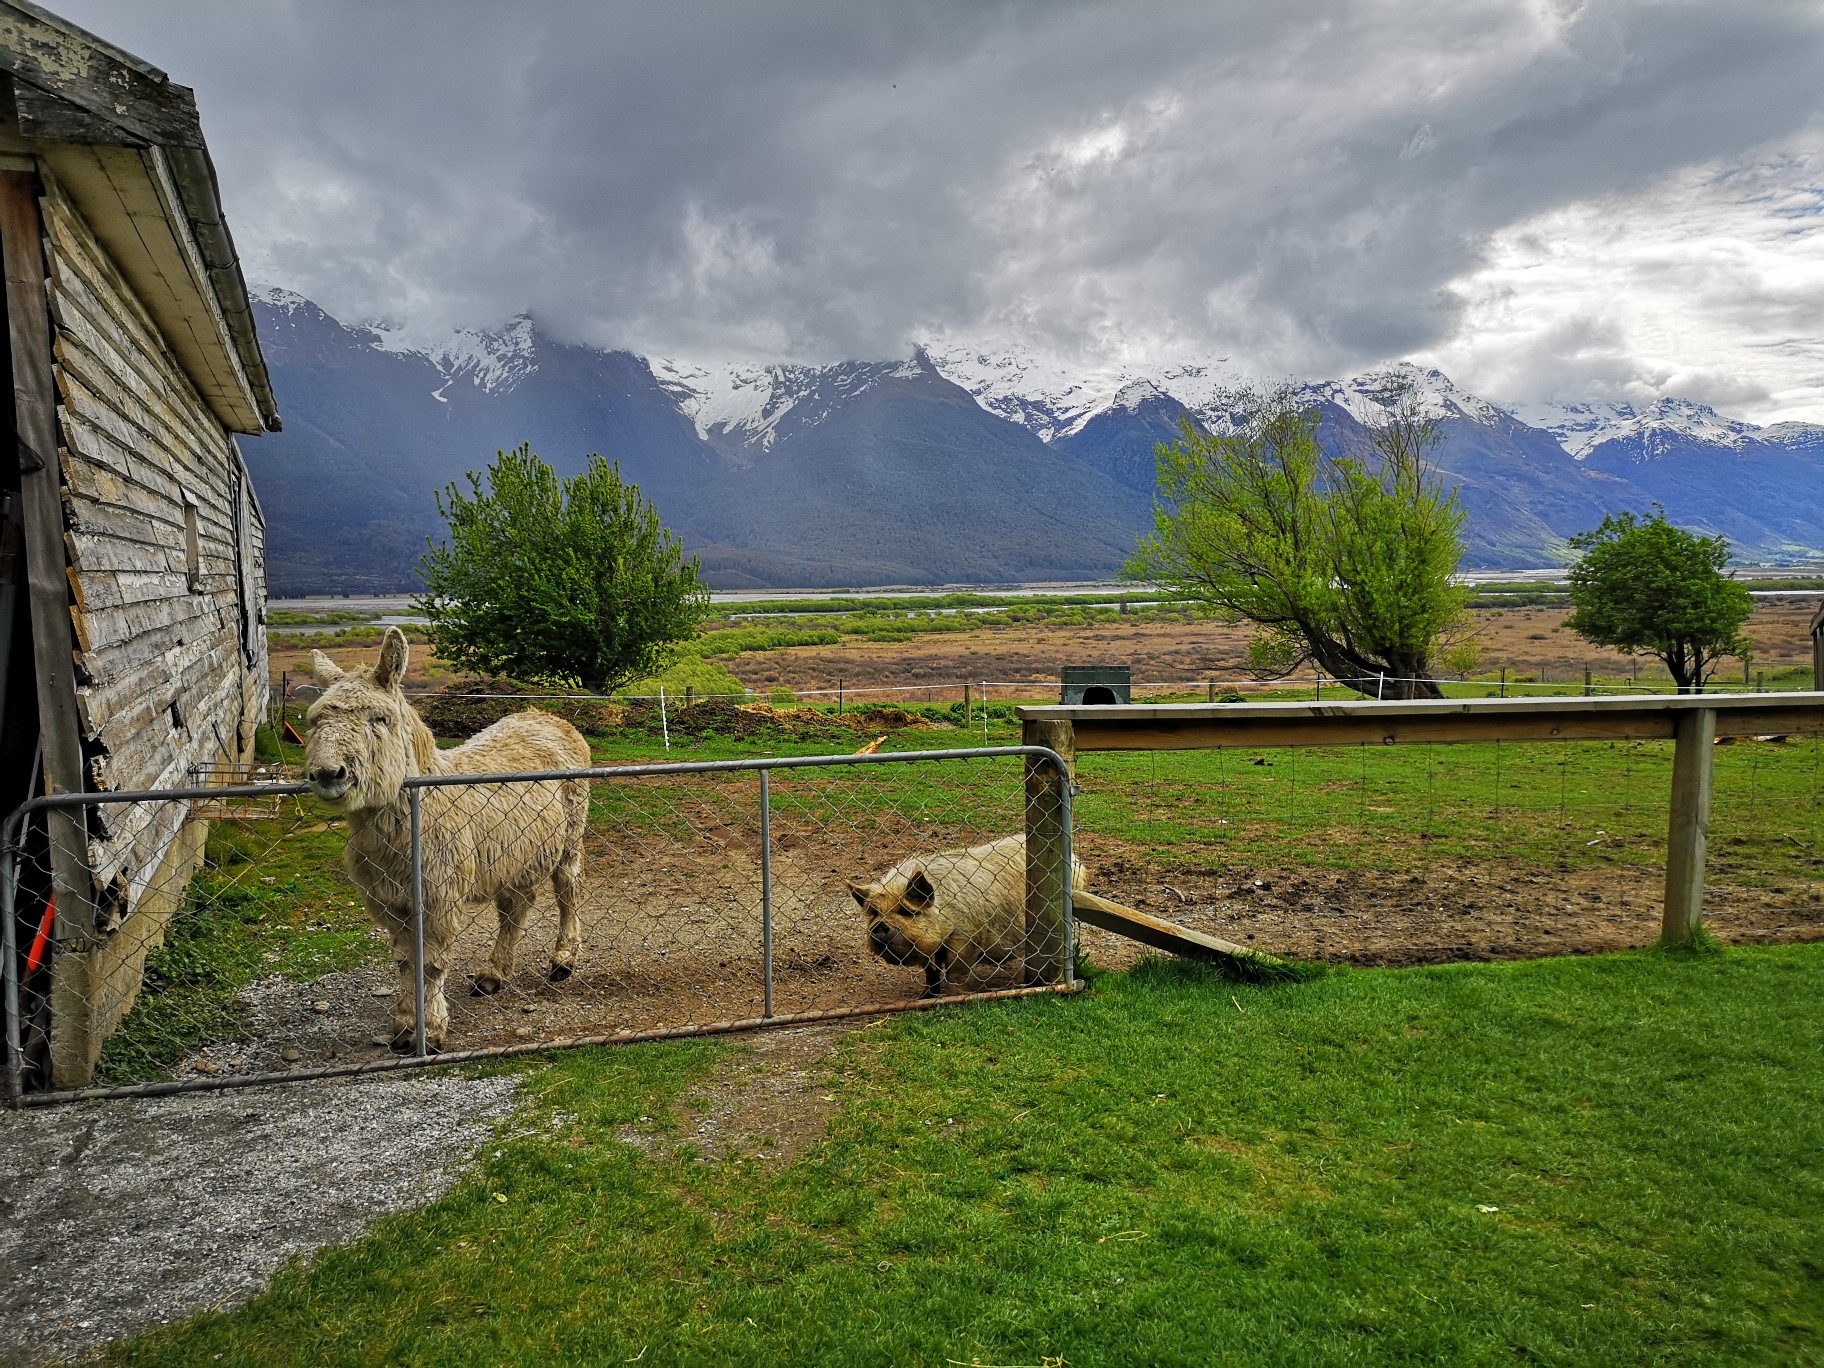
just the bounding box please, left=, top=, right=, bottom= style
left=847, top=834, right=1088, bottom=995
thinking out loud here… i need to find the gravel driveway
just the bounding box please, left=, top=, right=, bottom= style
left=0, top=1070, right=520, bottom=1366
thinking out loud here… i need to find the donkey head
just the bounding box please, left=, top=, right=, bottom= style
left=304, top=628, right=422, bottom=810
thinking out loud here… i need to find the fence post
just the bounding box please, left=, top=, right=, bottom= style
left=1756, top=671, right=1765, bottom=694
left=1583, top=665, right=1592, bottom=696
left=409, top=787, right=428, bottom=1057
left=837, top=677, right=843, bottom=715
left=963, top=682, right=972, bottom=724
left=759, top=768, right=773, bottom=1018
left=685, top=685, right=695, bottom=709
left=1662, top=707, right=1716, bottom=944
left=2, top=822, right=23, bottom=1105
left=1499, top=667, right=1507, bottom=698
left=1021, top=716, right=1074, bottom=986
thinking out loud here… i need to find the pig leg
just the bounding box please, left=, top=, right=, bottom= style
left=922, top=946, right=951, bottom=997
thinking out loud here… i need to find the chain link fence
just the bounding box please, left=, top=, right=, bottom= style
left=2, top=747, right=1077, bottom=1105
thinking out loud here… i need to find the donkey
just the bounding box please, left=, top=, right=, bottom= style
left=305, top=628, right=591, bottom=1050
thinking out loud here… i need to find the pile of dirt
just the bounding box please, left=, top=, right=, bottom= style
left=413, top=682, right=938, bottom=746
left=414, top=679, right=625, bottom=739
left=618, top=696, right=935, bottom=744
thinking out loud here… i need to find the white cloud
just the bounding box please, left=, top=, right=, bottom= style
left=44, top=0, right=1824, bottom=419
left=1423, top=141, right=1824, bottom=423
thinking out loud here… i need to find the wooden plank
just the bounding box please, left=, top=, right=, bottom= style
left=0, top=9, right=205, bottom=148
left=1663, top=708, right=1716, bottom=944
left=1071, top=713, right=1681, bottom=750
left=1, top=168, right=93, bottom=938
left=1073, top=891, right=1279, bottom=966
left=1022, top=695, right=1824, bottom=750
left=1022, top=717, right=1074, bottom=985
left=43, top=171, right=236, bottom=457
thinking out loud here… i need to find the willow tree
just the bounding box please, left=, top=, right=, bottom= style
left=1126, top=381, right=1469, bottom=699
left=417, top=444, right=708, bottom=691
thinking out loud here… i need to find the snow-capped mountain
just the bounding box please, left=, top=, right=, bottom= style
left=242, top=287, right=1824, bottom=593
left=1505, top=396, right=1766, bottom=459
left=651, top=353, right=935, bottom=453
left=923, top=343, right=1239, bottom=442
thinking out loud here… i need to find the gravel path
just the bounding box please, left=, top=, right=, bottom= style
left=0, top=1071, right=520, bottom=1366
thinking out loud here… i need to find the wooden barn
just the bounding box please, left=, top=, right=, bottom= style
left=0, top=2, right=280, bottom=1087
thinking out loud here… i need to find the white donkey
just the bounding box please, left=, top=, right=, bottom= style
left=305, top=628, right=591, bottom=1050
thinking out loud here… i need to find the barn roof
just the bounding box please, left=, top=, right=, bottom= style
left=0, top=1, right=279, bottom=433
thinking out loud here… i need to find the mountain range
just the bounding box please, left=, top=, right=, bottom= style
left=243, top=288, right=1824, bottom=594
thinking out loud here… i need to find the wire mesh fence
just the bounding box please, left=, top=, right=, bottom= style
left=2, top=747, right=1077, bottom=1105
left=1065, top=730, right=1824, bottom=971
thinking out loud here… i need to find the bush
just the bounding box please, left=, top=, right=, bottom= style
left=622, top=657, right=747, bottom=700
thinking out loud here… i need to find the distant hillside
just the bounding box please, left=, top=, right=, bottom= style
left=245, top=291, right=1824, bottom=594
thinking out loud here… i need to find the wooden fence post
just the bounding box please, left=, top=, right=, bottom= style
left=1583, top=665, right=1592, bottom=696
left=1662, top=707, right=1716, bottom=944
left=963, top=682, right=972, bottom=724
left=1022, top=716, right=1074, bottom=985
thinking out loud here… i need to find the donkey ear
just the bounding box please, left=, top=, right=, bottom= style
left=903, top=870, right=936, bottom=913
left=375, top=627, right=409, bottom=691
left=310, top=650, right=344, bottom=687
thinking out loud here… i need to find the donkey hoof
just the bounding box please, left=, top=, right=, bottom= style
left=547, top=962, right=573, bottom=984
left=470, top=973, right=504, bottom=997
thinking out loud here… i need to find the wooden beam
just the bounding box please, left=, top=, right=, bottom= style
left=0, top=7, right=203, bottom=149
left=1021, top=716, right=1074, bottom=986
left=1073, top=890, right=1281, bottom=967
left=1019, top=694, right=1824, bottom=751
left=0, top=166, right=91, bottom=937
left=1663, top=707, right=1716, bottom=944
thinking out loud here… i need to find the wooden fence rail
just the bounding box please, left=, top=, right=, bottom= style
left=1020, top=693, right=1824, bottom=945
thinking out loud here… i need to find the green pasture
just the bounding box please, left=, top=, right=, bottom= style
left=107, top=940, right=1824, bottom=1366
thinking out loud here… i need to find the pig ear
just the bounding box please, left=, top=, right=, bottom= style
left=846, top=879, right=872, bottom=908
left=310, top=650, right=344, bottom=688
left=903, top=870, right=935, bottom=912
left=374, top=627, right=409, bottom=692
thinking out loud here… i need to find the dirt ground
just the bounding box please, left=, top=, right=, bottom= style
left=699, top=597, right=1823, bottom=700
left=267, top=598, right=1822, bottom=703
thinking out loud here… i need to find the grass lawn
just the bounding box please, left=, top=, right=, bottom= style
left=109, top=941, right=1824, bottom=1366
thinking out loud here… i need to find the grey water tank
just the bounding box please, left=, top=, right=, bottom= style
left=1060, top=665, right=1132, bottom=705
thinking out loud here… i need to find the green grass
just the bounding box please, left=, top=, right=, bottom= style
left=93, top=813, right=386, bottom=1084
left=107, top=942, right=1824, bottom=1365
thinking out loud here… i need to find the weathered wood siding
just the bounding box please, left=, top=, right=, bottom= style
left=41, top=173, right=268, bottom=928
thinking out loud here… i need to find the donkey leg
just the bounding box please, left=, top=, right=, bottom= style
left=473, top=884, right=535, bottom=995
left=393, top=907, right=456, bottom=1051
left=549, top=842, right=583, bottom=982
left=379, top=911, right=422, bottom=1045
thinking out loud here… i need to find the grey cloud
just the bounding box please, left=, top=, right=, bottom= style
left=47, top=0, right=1824, bottom=394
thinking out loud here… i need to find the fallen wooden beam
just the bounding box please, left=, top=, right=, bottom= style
left=1073, top=890, right=1285, bottom=969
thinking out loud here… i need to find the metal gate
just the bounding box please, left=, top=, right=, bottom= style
left=2, top=746, right=1077, bottom=1105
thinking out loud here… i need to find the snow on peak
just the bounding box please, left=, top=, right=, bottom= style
left=925, top=343, right=1235, bottom=442
left=250, top=283, right=313, bottom=312
left=365, top=313, right=539, bottom=394
left=1309, top=362, right=1511, bottom=428
left=1112, top=378, right=1167, bottom=410
left=1508, top=395, right=1763, bottom=458
left=649, top=351, right=936, bottom=449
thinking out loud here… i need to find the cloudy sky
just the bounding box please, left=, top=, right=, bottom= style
left=52, top=0, right=1824, bottom=423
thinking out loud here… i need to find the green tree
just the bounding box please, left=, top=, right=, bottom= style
left=416, top=444, right=709, bottom=691
left=1126, top=381, right=1470, bottom=699
left=1564, top=509, right=1752, bottom=694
